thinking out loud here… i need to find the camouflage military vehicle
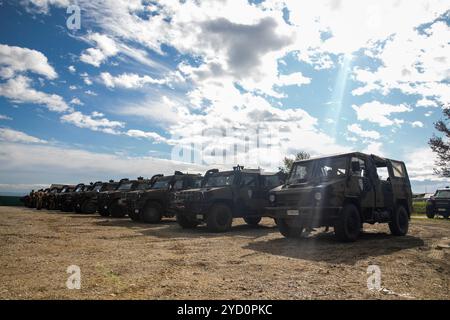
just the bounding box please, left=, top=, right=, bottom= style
left=97, top=177, right=151, bottom=218
left=23, top=190, right=35, bottom=208
left=54, top=185, right=75, bottom=210
left=267, top=152, right=413, bottom=242
left=426, top=187, right=450, bottom=219
left=35, top=189, right=47, bottom=210
left=73, top=180, right=118, bottom=214
left=60, top=183, right=86, bottom=212
left=172, top=166, right=285, bottom=232
left=43, top=184, right=64, bottom=210
left=126, top=172, right=203, bottom=223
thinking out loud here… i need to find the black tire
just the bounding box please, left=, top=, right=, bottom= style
left=81, top=200, right=97, bottom=214
left=334, top=204, right=361, bottom=242
left=243, top=216, right=261, bottom=226
left=277, top=218, right=304, bottom=238
left=109, top=201, right=126, bottom=218
left=426, top=206, right=435, bottom=219
left=141, top=202, right=162, bottom=223
left=389, top=206, right=409, bottom=236
left=207, top=204, right=233, bottom=232
left=176, top=213, right=199, bottom=229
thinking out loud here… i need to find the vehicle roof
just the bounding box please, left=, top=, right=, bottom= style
left=293, top=152, right=405, bottom=164
left=436, top=187, right=450, bottom=192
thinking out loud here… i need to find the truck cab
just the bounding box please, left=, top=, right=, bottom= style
left=267, top=152, right=412, bottom=242
left=172, top=166, right=285, bottom=232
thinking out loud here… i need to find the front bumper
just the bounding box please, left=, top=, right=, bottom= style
left=266, top=206, right=342, bottom=225
left=170, top=199, right=208, bottom=220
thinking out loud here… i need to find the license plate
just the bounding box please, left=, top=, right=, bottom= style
left=287, top=209, right=299, bottom=216
left=438, top=208, right=446, bottom=211
left=134, top=209, right=139, bottom=214
left=196, top=214, right=203, bottom=220
left=104, top=206, right=108, bottom=209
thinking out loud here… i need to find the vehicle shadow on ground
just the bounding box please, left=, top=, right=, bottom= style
left=245, top=231, right=425, bottom=265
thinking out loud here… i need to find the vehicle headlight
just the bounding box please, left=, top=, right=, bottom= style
left=314, top=192, right=322, bottom=201
left=269, top=194, right=276, bottom=203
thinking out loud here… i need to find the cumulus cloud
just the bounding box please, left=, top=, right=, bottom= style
left=347, top=124, right=381, bottom=140
left=0, top=114, right=12, bottom=120
left=100, top=72, right=167, bottom=89
left=80, top=33, right=119, bottom=67
left=0, top=128, right=47, bottom=144
left=60, top=111, right=124, bottom=134
left=125, top=129, right=167, bottom=144
left=352, top=101, right=411, bottom=127
left=411, top=121, right=424, bottom=128
left=0, top=44, right=57, bottom=79
left=0, top=75, right=70, bottom=112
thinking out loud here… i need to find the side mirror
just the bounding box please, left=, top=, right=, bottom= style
left=351, top=161, right=361, bottom=172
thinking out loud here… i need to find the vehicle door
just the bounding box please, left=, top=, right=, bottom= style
left=237, top=173, right=260, bottom=216
left=349, top=156, right=376, bottom=212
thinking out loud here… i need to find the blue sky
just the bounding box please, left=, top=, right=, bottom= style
left=0, top=0, right=449, bottom=194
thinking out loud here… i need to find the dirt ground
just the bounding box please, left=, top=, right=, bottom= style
left=0, top=206, right=448, bottom=300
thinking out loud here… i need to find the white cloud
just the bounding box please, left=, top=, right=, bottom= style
left=363, top=141, right=383, bottom=156
left=84, top=90, right=97, bottom=96
left=68, top=65, right=76, bottom=73
left=80, top=33, right=119, bottom=67
left=20, top=0, right=70, bottom=14
left=417, top=98, right=439, bottom=108
left=277, top=72, right=311, bottom=87
left=80, top=72, right=93, bottom=85
left=0, top=44, right=57, bottom=79
left=0, top=114, right=12, bottom=120
left=100, top=72, right=167, bottom=89
left=60, top=111, right=124, bottom=134
left=347, top=123, right=381, bottom=140
left=411, top=121, right=424, bottom=128
left=125, top=129, right=167, bottom=144
left=404, top=147, right=448, bottom=182
left=69, top=85, right=78, bottom=90
left=70, top=98, right=83, bottom=106
left=0, top=128, right=47, bottom=144
left=0, top=75, right=70, bottom=112
left=352, top=101, right=411, bottom=127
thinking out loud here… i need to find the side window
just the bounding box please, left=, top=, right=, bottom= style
left=376, top=166, right=389, bottom=181
left=351, top=157, right=366, bottom=177
left=263, top=175, right=281, bottom=187
left=391, top=161, right=406, bottom=178
left=172, top=179, right=184, bottom=190
left=241, top=174, right=257, bottom=187
left=191, top=178, right=202, bottom=188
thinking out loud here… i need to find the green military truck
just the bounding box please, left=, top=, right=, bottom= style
left=126, top=171, right=203, bottom=223
left=97, top=177, right=152, bottom=217
left=172, top=166, right=285, bottom=232
left=267, top=152, right=413, bottom=242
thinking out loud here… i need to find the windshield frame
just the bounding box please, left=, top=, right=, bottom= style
left=287, top=156, right=349, bottom=185
left=203, top=172, right=236, bottom=188
left=435, top=190, right=450, bottom=198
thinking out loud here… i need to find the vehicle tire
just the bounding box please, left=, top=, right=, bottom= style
left=109, top=201, right=126, bottom=218
left=176, top=213, right=199, bottom=229
left=426, top=206, right=435, bottom=219
left=334, top=204, right=361, bottom=242
left=243, top=216, right=261, bottom=226
left=74, top=203, right=83, bottom=213
left=389, top=206, right=409, bottom=236
left=128, top=210, right=140, bottom=222
left=277, top=218, right=304, bottom=238
left=98, top=208, right=110, bottom=217
left=82, top=200, right=97, bottom=214
left=141, top=202, right=162, bottom=223
left=207, top=204, right=233, bottom=232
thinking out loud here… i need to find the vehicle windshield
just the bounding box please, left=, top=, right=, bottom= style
left=118, top=182, right=133, bottom=191
left=204, top=173, right=235, bottom=187
left=288, top=157, right=347, bottom=184
left=93, top=184, right=103, bottom=192
left=435, top=190, right=450, bottom=198
left=75, top=186, right=84, bottom=192
left=151, top=178, right=171, bottom=189
left=136, top=182, right=150, bottom=190
left=61, top=188, right=67, bottom=193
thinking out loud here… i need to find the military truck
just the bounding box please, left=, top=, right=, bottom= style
left=55, top=185, right=76, bottom=210
left=97, top=177, right=152, bottom=217
left=266, top=152, right=412, bottom=242
left=73, top=180, right=119, bottom=214
left=126, top=171, right=203, bottom=223
left=43, top=185, right=64, bottom=210
left=426, top=187, right=450, bottom=219
left=60, top=183, right=86, bottom=212
left=172, top=166, right=285, bottom=232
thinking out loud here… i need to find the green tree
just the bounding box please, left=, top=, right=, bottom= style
left=429, top=106, right=450, bottom=177
left=279, top=151, right=310, bottom=174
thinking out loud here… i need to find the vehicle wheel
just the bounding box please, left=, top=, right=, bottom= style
left=82, top=200, right=97, bottom=214
left=98, top=208, right=110, bottom=217
left=243, top=216, right=261, bottom=226
left=176, top=213, right=199, bottom=229
left=277, top=218, right=304, bottom=238
left=109, top=201, right=126, bottom=218
left=389, top=206, right=409, bottom=236
left=334, top=204, right=361, bottom=242
left=207, top=204, right=233, bottom=232
left=426, top=207, right=435, bottom=219
left=141, top=202, right=162, bottom=223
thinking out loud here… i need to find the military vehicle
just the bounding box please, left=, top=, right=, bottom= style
left=73, top=180, right=119, bottom=214
left=35, top=189, right=47, bottom=210
left=43, top=184, right=65, bottom=210
left=97, top=177, right=152, bottom=217
left=54, top=185, right=76, bottom=210
left=23, top=190, right=35, bottom=208
left=60, top=183, right=86, bottom=212
left=266, top=152, right=413, bottom=242
left=172, top=166, right=285, bottom=232
left=126, top=172, right=203, bottom=223
left=426, top=187, right=450, bottom=219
